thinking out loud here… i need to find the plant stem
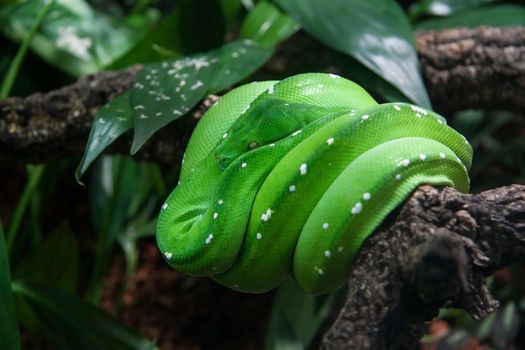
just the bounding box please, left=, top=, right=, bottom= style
left=0, top=0, right=56, bottom=98
left=7, top=165, right=45, bottom=254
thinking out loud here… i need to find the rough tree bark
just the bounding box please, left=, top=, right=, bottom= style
left=321, top=184, right=525, bottom=349
left=1, top=26, right=524, bottom=349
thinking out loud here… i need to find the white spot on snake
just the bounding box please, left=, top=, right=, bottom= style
left=361, top=114, right=369, bottom=120
left=241, top=162, right=247, bottom=168
left=394, top=104, right=401, bottom=111
left=292, top=130, right=302, bottom=136
left=396, top=174, right=402, bottom=181
left=139, top=113, right=148, bottom=119
left=438, top=119, right=443, bottom=124
left=439, top=152, right=446, bottom=159
left=232, top=52, right=239, bottom=58
left=162, top=203, right=168, bottom=210
left=323, top=223, right=329, bottom=230
left=218, top=199, right=224, bottom=205
left=351, top=202, right=363, bottom=214
left=289, top=185, right=296, bottom=192
left=269, top=143, right=275, bottom=147
left=419, top=153, right=427, bottom=161
left=164, top=252, right=172, bottom=260
left=317, top=268, right=325, bottom=275
left=317, top=83, right=324, bottom=88
left=329, top=73, right=340, bottom=78
left=134, top=105, right=145, bottom=110
left=401, top=159, right=410, bottom=167
left=261, top=208, right=273, bottom=221
left=213, top=212, right=218, bottom=219
left=234, top=284, right=239, bottom=288
left=268, top=86, right=274, bottom=94
left=300, top=163, right=308, bottom=175
left=205, top=233, right=214, bottom=244
left=324, top=250, right=331, bottom=258
left=362, top=193, right=371, bottom=201
left=416, top=113, right=422, bottom=118
left=410, top=105, right=428, bottom=115
left=223, top=133, right=228, bottom=139
left=256, top=233, right=262, bottom=240
left=99, top=118, right=106, bottom=124
left=337, top=246, right=344, bottom=253
left=326, top=137, right=334, bottom=145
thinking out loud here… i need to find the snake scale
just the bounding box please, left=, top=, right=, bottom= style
left=156, top=73, right=472, bottom=295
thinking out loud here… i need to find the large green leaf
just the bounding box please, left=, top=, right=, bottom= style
left=0, top=224, right=21, bottom=350
left=0, top=0, right=150, bottom=76
left=276, top=0, right=431, bottom=108
left=240, top=1, right=299, bottom=48
left=409, top=0, right=495, bottom=19
left=12, top=281, right=158, bottom=350
left=76, top=91, right=132, bottom=181
left=416, top=4, right=525, bottom=29
left=130, top=39, right=272, bottom=153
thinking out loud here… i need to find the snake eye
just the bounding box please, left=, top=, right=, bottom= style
left=247, top=141, right=260, bottom=150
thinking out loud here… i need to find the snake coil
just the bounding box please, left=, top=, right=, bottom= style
left=156, top=73, right=472, bottom=295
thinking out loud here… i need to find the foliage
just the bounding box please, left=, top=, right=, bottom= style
left=1, top=0, right=524, bottom=349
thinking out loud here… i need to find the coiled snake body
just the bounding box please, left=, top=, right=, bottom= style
left=156, top=73, right=472, bottom=295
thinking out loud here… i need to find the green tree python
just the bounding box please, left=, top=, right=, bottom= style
left=156, top=73, right=472, bottom=295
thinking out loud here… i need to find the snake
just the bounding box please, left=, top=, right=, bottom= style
left=156, top=73, right=472, bottom=295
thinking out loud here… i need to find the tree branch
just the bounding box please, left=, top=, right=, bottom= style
left=1, top=27, right=524, bottom=164
left=321, top=184, right=525, bottom=350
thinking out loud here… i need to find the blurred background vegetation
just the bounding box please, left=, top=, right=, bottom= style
left=0, top=0, right=524, bottom=349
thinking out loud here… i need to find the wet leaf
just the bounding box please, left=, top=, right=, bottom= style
left=76, top=91, right=132, bottom=181
left=130, top=39, right=271, bottom=153
left=409, top=0, right=495, bottom=19
left=276, top=0, right=431, bottom=108
left=240, top=1, right=299, bottom=48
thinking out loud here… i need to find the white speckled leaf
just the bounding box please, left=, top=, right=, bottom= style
left=76, top=91, right=132, bottom=181
left=130, top=39, right=271, bottom=153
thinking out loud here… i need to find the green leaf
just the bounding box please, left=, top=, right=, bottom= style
left=12, top=281, right=158, bottom=350
left=240, top=1, right=299, bottom=48
left=130, top=39, right=272, bottom=153
left=276, top=0, right=431, bottom=108
left=76, top=91, right=132, bottom=182
left=416, top=4, right=525, bottom=29
left=14, top=223, right=79, bottom=292
left=265, top=278, right=337, bottom=349
left=0, top=223, right=21, bottom=350
left=409, top=0, right=495, bottom=20
left=0, top=0, right=150, bottom=76
left=110, top=0, right=225, bottom=69
left=87, top=155, right=158, bottom=302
